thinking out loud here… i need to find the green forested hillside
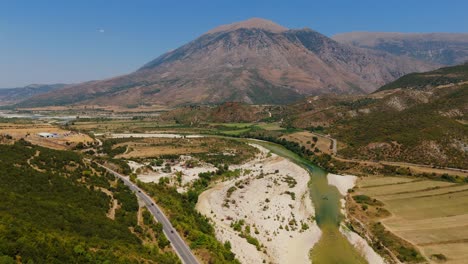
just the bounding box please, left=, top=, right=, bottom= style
left=0, top=140, right=179, bottom=263
left=270, top=65, right=468, bottom=168
left=334, top=84, right=467, bottom=168
left=377, top=63, right=468, bottom=91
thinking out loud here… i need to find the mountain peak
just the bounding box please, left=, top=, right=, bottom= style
left=19, top=20, right=437, bottom=108
left=206, top=18, right=288, bottom=34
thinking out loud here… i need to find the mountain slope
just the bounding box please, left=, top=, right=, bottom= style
left=0, top=83, right=66, bottom=105
left=333, top=32, right=468, bottom=65
left=334, top=84, right=467, bottom=168
left=20, top=18, right=435, bottom=107
left=283, top=64, right=468, bottom=168
left=376, top=63, right=468, bottom=91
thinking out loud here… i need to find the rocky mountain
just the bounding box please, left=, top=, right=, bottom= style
left=19, top=18, right=436, bottom=108
left=333, top=32, right=468, bottom=65
left=0, top=83, right=67, bottom=105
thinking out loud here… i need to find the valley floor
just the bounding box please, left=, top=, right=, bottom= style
left=196, top=144, right=321, bottom=264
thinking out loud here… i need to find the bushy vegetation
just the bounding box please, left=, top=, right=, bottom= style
left=195, top=152, right=250, bottom=166
left=337, top=98, right=376, bottom=109
left=141, top=208, right=173, bottom=252
left=357, top=164, right=468, bottom=183
left=335, top=84, right=468, bottom=168
left=101, top=138, right=131, bottom=157
left=138, top=168, right=242, bottom=263
left=0, top=140, right=177, bottom=263
left=371, top=222, right=425, bottom=263
left=94, top=156, right=132, bottom=175
left=241, top=133, right=337, bottom=172
left=352, top=195, right=383, bottom=206
left=191, top=139, right=258, bottom=165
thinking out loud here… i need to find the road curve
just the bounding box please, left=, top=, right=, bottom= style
left=97, top=164, right=200, bottom=264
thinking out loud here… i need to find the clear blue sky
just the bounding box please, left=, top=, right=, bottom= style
left=1, top=0, right=467, bottom=87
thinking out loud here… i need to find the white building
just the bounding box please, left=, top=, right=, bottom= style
left=38, top=132, right=58, bottom=138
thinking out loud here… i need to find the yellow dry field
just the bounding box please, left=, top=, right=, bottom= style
left=423, top=244, right=468, bottom=264
left=116, top=138, right=205, bottom=158
left=114, top=137, right=253, bottom=159
left=71, top=120, right=163, bottom=132
left=18, top=104, right=169, bottom=113
left=0, top=123, right=93, bottom=150
left=335, top=158, right=468, bottom=178
left=281, top=131, right=333, bottom=154
left=117, top=143, right=206, bottom=158
left=378, top=184, right=468, bottom=201
left=70, top=120, right=193, bottom=134
left=360, top=180, right=454, bottom=197
left=380, top=161, right=468, bottom=178
left=357, top=176, right=468, bottom=263
left=357, top=175, right=416, bottom=187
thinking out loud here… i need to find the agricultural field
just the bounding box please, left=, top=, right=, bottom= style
left=254, top=122, right=285, bottom=131
left=71, top=118, right=288, bottom=137
left=0, top=121, right=93, bottom=150
left=100, top=136, right=257, bottom=161
left=71, top=119, right=187, bottom=133
left=281, top=131, right=333, bottom=155
left=207, top=122, right=286, bottom=135
left=16, top=104, right=169, bottom=113
left=352, top=175, right=468, bottom=263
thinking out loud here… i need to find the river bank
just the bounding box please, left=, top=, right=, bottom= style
left=196, top=144, right=321, bottom=264
left=327, top=173, right=386, bottom=264
left=250, top=140, right=377, bottom=263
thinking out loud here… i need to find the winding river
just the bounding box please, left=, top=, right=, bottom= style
left=251, top=140, right=367, bottom=264
left=102, top=133, right=368, bottom=263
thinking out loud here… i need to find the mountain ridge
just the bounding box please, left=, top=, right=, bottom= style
left=18, top=18, right=437, bottom=108
left=0, top=83, right=67, bottom=105
left=206, top=17, right=288, bottom=34
left=333, top=32, right=468, bottom=65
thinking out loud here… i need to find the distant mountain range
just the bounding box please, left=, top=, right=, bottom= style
left=17, top=18, right=436, bottom=108
left=333, top=32, right=468, bottom=65
left=0, top=84, right=67, bottom=105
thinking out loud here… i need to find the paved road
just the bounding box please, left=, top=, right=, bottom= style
left=98, top=164, right=200, bottom=264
